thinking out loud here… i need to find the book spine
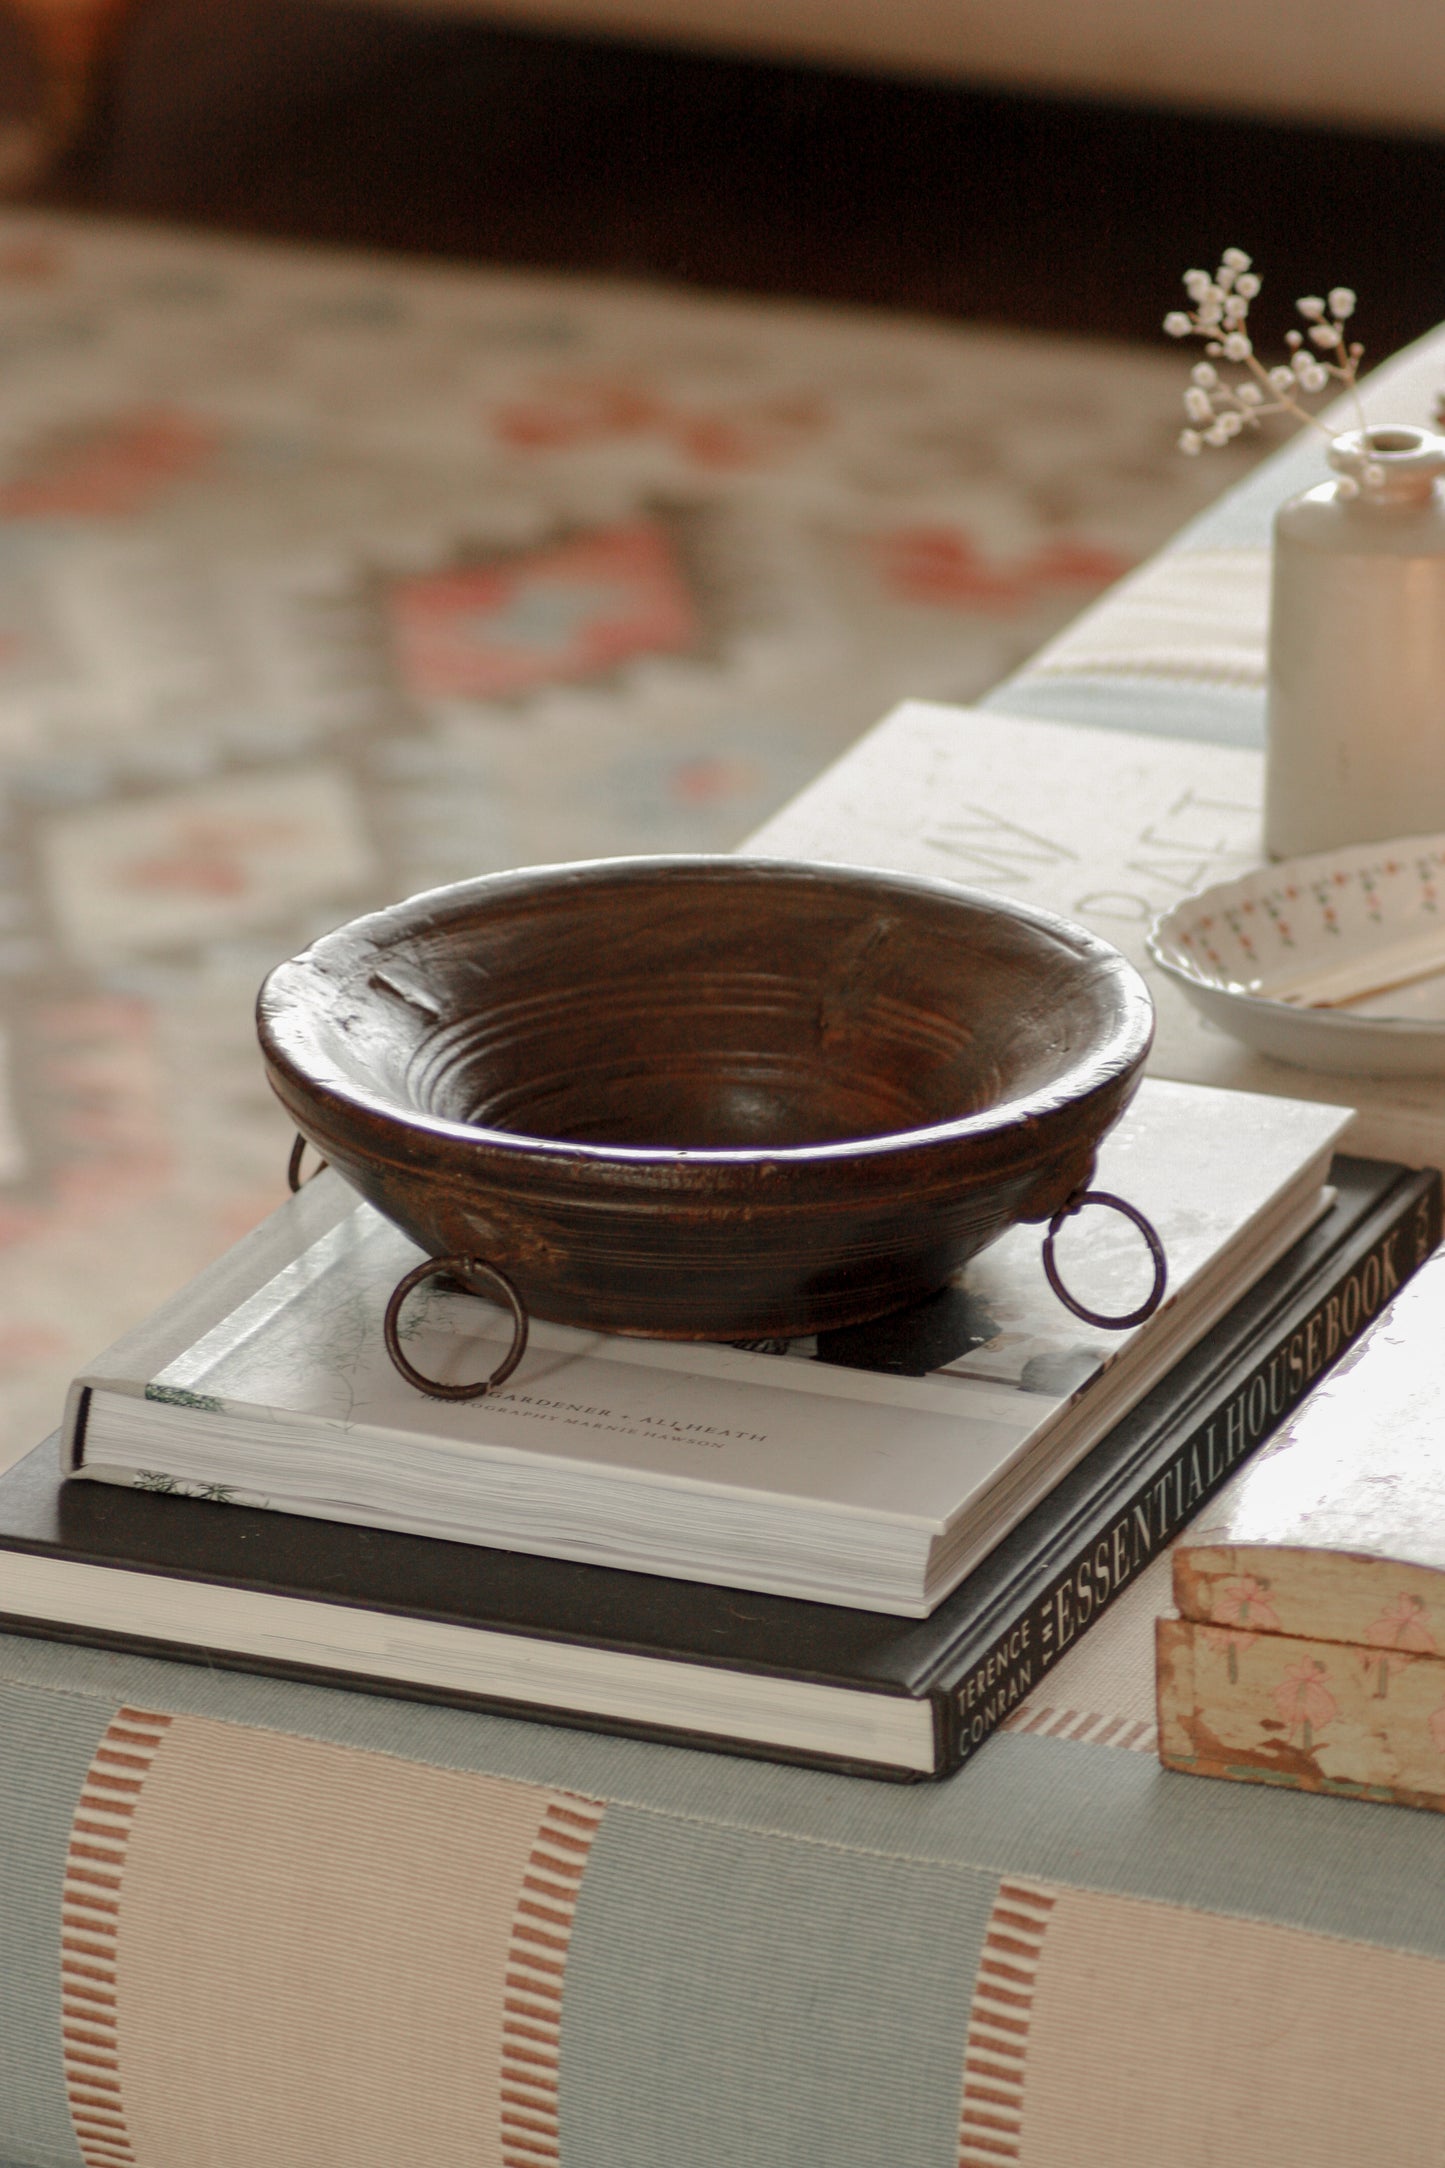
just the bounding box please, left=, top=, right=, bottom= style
left=942, top=1167, right=1443, bottom=1773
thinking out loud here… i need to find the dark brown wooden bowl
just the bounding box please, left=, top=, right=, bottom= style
left=256, top=856, right=1154, bottom=1339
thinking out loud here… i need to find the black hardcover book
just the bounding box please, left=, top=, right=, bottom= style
left=0, top=1155, right=1437, bottom=1780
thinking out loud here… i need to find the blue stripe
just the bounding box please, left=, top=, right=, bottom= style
left=561, top=1805, right=997, bottom=2168
left=983, top=672, right=1266, bottom=746
left=0, top=1678, right=113, bottom=2168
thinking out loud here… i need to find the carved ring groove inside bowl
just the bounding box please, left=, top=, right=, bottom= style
left=257, top=856, right=1154, bottom=1338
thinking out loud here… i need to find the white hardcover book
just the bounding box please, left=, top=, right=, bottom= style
left=747, top=700, right=1445, bottom=1173
left=63, top=1079, right=1349, bottom=1615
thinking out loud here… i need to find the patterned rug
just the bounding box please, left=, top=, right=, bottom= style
left=0, top=209, right=1263, bottom=1460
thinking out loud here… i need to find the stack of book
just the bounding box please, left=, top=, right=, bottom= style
left=0, top=1065, right=1437, bottom=1779
left=1159, top=1246, right=1445, bottom=1813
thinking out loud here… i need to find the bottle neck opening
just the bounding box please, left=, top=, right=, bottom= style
left=1329, top=426, right=1445, bottom=506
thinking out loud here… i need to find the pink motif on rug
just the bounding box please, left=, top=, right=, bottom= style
left=383, top=518, right=701, bottom=693
left=669, top=753, right=764, bottom=806
left=39, top=766, right=374, bottom=970
left=388, top=521, right=699, bottom=699
left=116, top=815, right=314, bottom=900
left=57, top=1707, right=607, bottom=2168
left=874, top=528, right=1132, bottom=613
left=489, top=374, right=827, bottom=469
left=0, top=410, right=217, bottom=520
left=0, top=996, right=172, bottom=1248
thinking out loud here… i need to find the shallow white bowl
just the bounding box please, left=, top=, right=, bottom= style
left=1147, top=831, right=1445, bottom=1076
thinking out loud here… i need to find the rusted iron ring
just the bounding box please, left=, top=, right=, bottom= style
left=287, top=1132, right=329, bottom=1192
left=382, top=1254, right=530, bottom=1401
left=1042, top=1188, right=1168, bottom=1331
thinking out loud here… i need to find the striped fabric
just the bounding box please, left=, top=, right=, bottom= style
left=41, top=1697, right=611, bottom=2168
left=957, top=1880, right=1054, bottom=2167
left=1003, top=1705, right=1156, bottom=1752
left=1, top=1634, right=1443, bottom=2167
left=501, top=1799, right=605, bottom=2168
left=60, top=1708, right=172, bottom=2168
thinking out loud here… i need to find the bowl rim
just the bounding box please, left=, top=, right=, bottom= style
left=1146, top=829, right=1445, bottom=1045
left=258, top=853, right=1156, bottom=1168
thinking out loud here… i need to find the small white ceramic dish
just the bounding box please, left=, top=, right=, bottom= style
left=1147, top=831, right=1445, bottom=1076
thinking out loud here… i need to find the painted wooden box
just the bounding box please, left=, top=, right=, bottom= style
left=1157, top=1242, right=1445, bottom=1812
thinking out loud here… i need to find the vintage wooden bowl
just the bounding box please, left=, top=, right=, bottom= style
left=257, top=856, right=1154, bottom=1340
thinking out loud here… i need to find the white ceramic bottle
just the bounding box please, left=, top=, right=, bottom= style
left=1265, top=424, right=1445, bottom=859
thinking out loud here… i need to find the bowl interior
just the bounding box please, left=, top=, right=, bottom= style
left=290, top=862, right=1139, bottom=1153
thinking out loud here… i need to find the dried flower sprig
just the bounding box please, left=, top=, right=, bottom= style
left=1164, top=250, right=1370, bottom=481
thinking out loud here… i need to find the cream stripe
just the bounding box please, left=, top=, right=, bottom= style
left=106, top=1715, right=607, bottom=2167
left=526, top=1864, right=583, bottom=1888
left=966, top=2081, right=1025, bottom=2107
left=1009, top=1881, right=1445, bottom=2163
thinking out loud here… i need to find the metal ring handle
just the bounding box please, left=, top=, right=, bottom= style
left=287, top=1132, right=329, bottom=1193
left=382, top=1254, right=530, bottom=1402
left=1041, top=1188, right=1168, bottom=1331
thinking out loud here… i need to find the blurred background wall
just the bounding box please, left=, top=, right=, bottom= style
left=0, top=0, right=1436, bottom=361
